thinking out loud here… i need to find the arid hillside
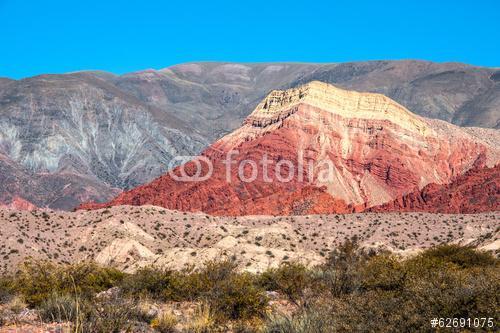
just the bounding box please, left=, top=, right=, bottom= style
left=1, top=205, right=498, bottom=274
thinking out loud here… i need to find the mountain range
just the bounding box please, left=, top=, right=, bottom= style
left=80, top=81, right=499, bottom=214
left=1, top=60, right=499, bottom=210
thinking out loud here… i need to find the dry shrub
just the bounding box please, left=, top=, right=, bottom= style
left=123, top=260, right=269, bottom=322
left=79, top=293, right=138, bottom=333
left=263, top=244, right=499, bottom=333
left=206, top=271, right=268, bottom=322
left=0, top=277, right=13, bottom=304
left=121, top=266, right=174, bottom=299
left=150, top=311, right=178, bottom=333
left=38, top=293, right=78, bottom=323
left=186, top=302, right=215, bottom=333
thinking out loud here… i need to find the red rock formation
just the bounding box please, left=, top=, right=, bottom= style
left=79, top=82, right=499, bottom=215
left=0, top=196, right=38, bottom=211
left=369, top=161, right=499, bottom=214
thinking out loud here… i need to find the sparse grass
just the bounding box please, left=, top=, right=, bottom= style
left=150, top=311, right=178, bottom=333
left=186, top=302, right=215, bottom=333
left=38, top=293, right=79, bottom=323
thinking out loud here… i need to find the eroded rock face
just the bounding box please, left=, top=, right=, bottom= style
left=370, top=161, right=500, bottom=214
left=0, top=73, right=206, bottom=209
left=0, top=152, right=119, bottom=210
left=80, top=82, right=499, bottom=215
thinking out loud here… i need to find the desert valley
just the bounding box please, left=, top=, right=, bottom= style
left=0, top=61, right=499, bottom=332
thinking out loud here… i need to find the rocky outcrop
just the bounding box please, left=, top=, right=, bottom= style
left=370, top=162, right=499, bottom=213
left=244, top=81, right=430, bottom=136
left=80, top=82, right=500, bottom=215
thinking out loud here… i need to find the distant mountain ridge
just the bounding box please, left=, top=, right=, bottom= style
left=1, top=60, right=499, bottom=209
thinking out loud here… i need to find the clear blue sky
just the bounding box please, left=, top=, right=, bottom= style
left=1, top=0, right=499, bottom=79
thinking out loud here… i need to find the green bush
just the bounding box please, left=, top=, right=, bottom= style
left=122, top=260, right=240, bottom=302
left=207, top=272, right=268, bottom=321
left=0, top=244, right=497, bottom=331
left=262, top=244, right=499, bottom=333
left=121, top=266, right=174, bottom=298
left=160, top=260, right=238, bottom=302
left=161, top=270, right=205, bottom=301
left=418, top=244, right=497, bottom=268
left=258, top=262, right=310, bottom=304
left=360, top=254, right=405, bottom=291
left=13, top=260, right=124, bottom=306
left=312, top=238, right=371, bottom=298
left=121, top=259, right=268, bottom=322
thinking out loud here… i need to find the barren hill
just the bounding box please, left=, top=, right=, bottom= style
left=1, top=206, right=498, bottom=274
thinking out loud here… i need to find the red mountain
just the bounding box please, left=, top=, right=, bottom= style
left=369, top=160, right=499, bottom=214
left=79, top=81, right=500, bottom=215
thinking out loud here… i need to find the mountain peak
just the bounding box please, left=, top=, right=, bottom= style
left=245, top=81, right=432, bottom=136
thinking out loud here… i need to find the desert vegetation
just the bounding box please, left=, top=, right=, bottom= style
left=1, top=207, right=498, bottom=275
left=0, top=242, right=498, bottom=332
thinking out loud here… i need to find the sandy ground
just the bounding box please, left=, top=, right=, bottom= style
left=0, top=205, right=498, bottom=274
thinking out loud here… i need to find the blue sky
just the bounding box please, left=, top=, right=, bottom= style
left=1, top=0, right=499, bottom=79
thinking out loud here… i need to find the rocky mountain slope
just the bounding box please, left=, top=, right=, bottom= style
left=1, top=206, right=498, bottom=274
left=371, top=162, right=499, bottom=213
left=0, top=73, right=206, bottom=209
left=0, top=152, right=118, bottom=210
left=80, top=82, right=500, bottom=215
left=1, top=61, right=499, bottom=209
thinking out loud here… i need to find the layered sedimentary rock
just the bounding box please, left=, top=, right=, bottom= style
left=370, top=161, right=499, bottom=214
left=80, top=82, right=499, bottom=215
